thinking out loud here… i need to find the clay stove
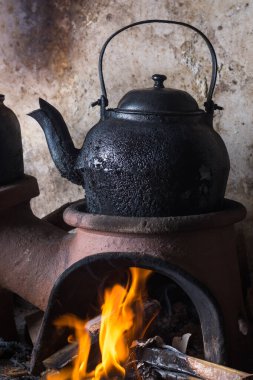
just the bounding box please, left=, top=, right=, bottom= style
left=0, top=174, right=251, bottom=375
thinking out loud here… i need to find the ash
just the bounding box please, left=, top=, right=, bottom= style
left=0, top=339, right=38, bottom=380
left=0, top=296, right=39, bottom=380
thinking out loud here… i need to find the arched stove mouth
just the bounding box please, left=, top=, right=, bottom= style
left=31, top=252, right=225, bottom=375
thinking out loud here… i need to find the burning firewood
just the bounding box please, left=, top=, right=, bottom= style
left=43, top=299, right=161, bottom=371
left=42, top=335, right=253, bottom=380
left=41, top=259, right=253, bottom=380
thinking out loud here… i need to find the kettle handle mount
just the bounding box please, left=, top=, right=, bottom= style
left=92, top=19, right=221, bottom=117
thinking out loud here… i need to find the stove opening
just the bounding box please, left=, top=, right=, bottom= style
left=42, top=266, right=204, bottom=380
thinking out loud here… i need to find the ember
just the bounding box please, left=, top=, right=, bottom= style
left=46, top=268, right=153, bottom=380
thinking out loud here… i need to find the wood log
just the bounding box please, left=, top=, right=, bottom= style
left=134, top=337, right=253, bottom=380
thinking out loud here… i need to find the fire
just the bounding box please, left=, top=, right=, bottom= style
left=47, top=267, right=152, bottom=380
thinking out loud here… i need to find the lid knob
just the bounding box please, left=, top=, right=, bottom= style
left=152, top=74, right=167, bottom=89
left=0, top=94, right=5, bottom=103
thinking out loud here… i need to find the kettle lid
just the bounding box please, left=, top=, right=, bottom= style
left=117, top=74, right=200, bottom=114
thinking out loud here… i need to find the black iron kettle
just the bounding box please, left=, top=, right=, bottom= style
left=29, top=20, right=230, bottom=217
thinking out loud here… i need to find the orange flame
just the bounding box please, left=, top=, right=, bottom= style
left=47, top=267, right=152, bottom=380
left=47, top=315, right=93, bottom=380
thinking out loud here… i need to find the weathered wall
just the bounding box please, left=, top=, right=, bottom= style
left=0, top=0, right=252, bottom=267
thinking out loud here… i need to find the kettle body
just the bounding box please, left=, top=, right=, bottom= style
left=80, top=111, right=229, bottom=216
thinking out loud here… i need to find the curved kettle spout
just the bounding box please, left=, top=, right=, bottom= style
left=29, top=99, right=82, bottom=186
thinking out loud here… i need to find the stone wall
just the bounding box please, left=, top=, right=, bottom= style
left=0, top=0, right=252, bottom=269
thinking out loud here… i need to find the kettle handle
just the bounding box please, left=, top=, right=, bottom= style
left=93, top=19, right=220, bottom=116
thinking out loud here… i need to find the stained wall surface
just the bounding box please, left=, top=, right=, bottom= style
left=0, top=0, right=252, bottom=268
